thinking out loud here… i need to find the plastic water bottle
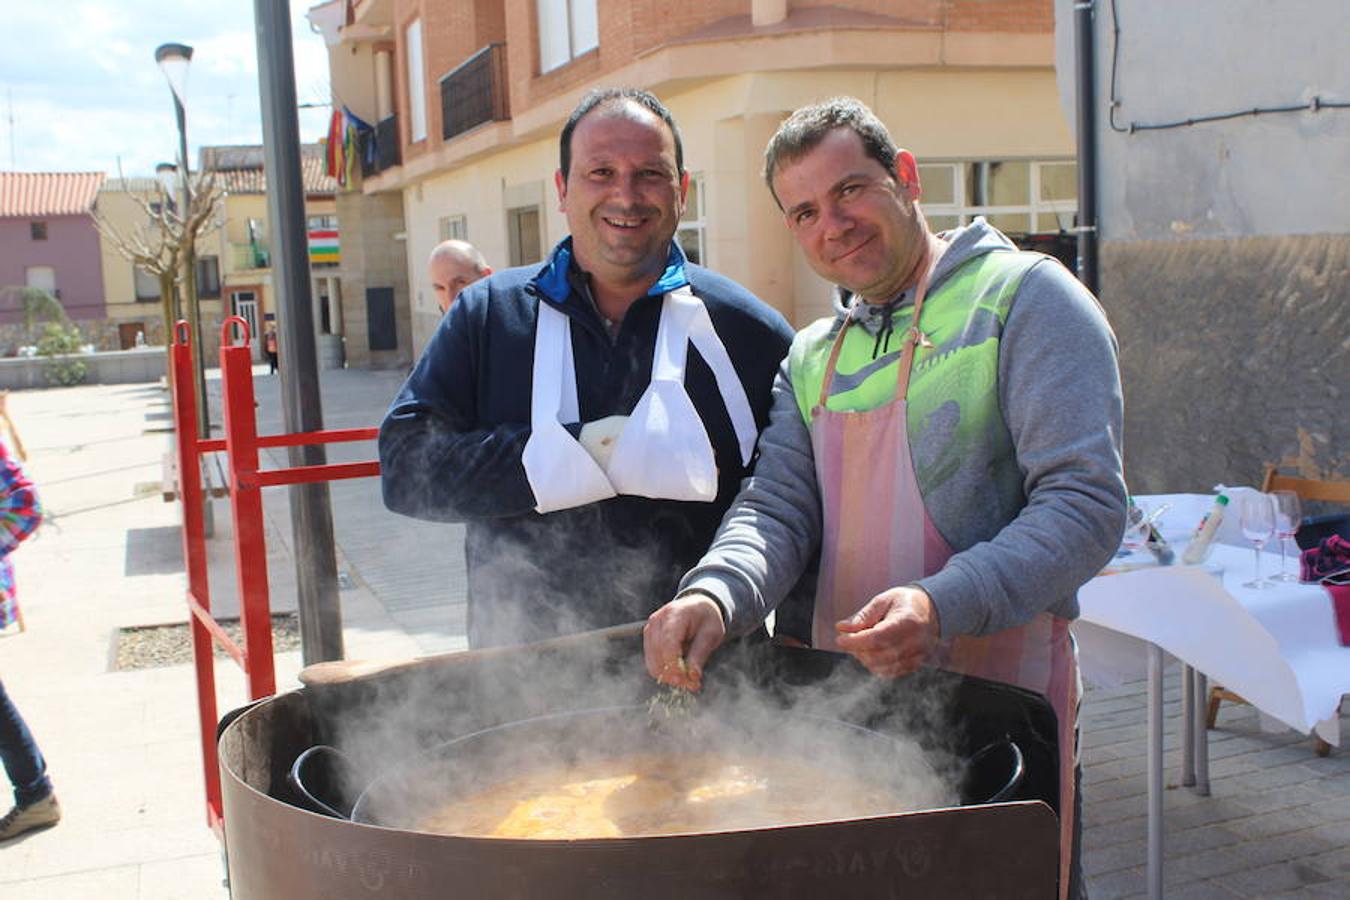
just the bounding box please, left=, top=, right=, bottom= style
left=1181, top=494, right=1230, bottom=565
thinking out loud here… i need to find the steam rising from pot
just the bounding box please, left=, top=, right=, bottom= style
left=315, top=632, right=971, bottom=834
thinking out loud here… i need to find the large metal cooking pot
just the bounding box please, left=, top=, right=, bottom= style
left=289, top=705, right=1024, bottom=830
left=220, top=630, right=1060, bottom=899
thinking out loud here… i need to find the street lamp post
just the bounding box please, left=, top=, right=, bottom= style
left=154, top=42, right=210, bottom=442
left=153, top=162, right=183, bottom=327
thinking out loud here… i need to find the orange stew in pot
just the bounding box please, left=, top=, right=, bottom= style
left=418, top=750, right=952, bottom=839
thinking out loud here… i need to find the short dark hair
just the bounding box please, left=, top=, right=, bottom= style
left=559, top=87, right=685, bottom=179
left=762, top=97, right=899, bottom=209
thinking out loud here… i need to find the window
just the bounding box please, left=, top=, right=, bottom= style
left=196, top=255, right=221, bottom=299
left=134, top=266, right=161, bottom=302
left=538, top=0, right=598, bottom=73
left=917, top=159, right=1077, bottom=236
left=507, top=206, right=543, bottom=267
left=26, top=266, right=56, bottom=297
left=675, top=173, right=706, bottom=266
left=439, top=215, right=468, bottom=242
left=405, top=18, right=427, bottom=143
left=30, top=222, right=48, bottom=241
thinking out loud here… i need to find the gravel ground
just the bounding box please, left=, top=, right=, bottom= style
left=113, top=614, right=301, bottom=670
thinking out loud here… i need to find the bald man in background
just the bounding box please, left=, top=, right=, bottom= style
left=428, top=239, right=492, bottom=314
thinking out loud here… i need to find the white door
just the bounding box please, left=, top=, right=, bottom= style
left=231, top=292, right=261, bottom=361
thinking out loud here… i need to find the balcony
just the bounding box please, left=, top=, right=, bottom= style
left=440, top=43, right=510, bottom=142
left=231, top=242, right=271, bottom=271
left=360, top=114, right=402, bottom=177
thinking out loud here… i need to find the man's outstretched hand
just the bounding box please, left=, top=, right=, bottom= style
left=643, top=593, right=726, bottom=691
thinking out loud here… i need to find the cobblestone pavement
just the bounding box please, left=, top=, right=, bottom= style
left=1081, top=671, right=1349, bottom=898
left=0, top=369, right=1344, bottom=898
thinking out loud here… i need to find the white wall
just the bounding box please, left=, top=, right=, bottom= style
left=1055, top=0, right=1350, bottom=241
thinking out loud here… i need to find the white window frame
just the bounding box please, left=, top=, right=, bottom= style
left=405, top=18, right=427, bottom=143
left=675, top=172, right=706, bottom=266
left=133, top=266, right=161, bottom=302
left=26, top=265, right=56, bottom=294
left=439, top=214, right=468, bottom=242
left=537, top=0, right=599, bottom=74
left=917, top=159, right=1077, bottom=234
left=507, top=205, right=544, bottom=267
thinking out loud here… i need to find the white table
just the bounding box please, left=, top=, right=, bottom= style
left=1076, top=494, right=1348, bottom=900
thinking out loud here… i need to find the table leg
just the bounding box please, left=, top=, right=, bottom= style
left=1147, top=643, right=1164, bottom=900
left=1181, top=664, right=1196, bottom=787
left=1192, top=670, right=1210, bottom=796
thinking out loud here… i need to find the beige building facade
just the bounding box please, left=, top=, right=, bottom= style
left=96, top=148, right=343, bottom=366
left=199, top=144, right=342, bottom=365
left=95, top=176, right=227, bottom=352
left=311, top=0, right=1078, bottom=358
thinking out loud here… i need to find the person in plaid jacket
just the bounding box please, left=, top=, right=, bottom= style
left=0, top=440, right=59, bottom=841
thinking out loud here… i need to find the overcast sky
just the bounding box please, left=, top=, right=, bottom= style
left=2, top=1, right=333, bottom=176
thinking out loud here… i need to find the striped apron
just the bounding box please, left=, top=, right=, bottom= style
left=808, top=261, right=1079, bottom=900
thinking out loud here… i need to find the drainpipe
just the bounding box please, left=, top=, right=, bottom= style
left=1074, top=0, right=1099, bottom=296
left=753, top=0, right=788, bottom=27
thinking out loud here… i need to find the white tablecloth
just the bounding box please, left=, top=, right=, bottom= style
left=1077, top=494, right=1347, bottom=745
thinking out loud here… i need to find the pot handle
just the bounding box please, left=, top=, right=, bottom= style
left=288, top=745, right=360, bottom=820
left=964, top=738, right=1025, bottom=805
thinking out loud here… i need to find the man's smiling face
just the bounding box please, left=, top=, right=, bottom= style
left=772, top=127, right=927, bottom=304
left=555, top=102, right=688, bottom=290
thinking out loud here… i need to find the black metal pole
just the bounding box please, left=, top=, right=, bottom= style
left=174, top=97, right=210, bottom=442
left=253, top=0, right=344, bottom=664
left=1074, top=0, right=1100, bottom=296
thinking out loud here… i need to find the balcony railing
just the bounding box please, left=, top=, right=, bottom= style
left=360, top=114, right=402, bottom=178
left=231, top=242, right=271, bottom=271
left=440, top=43, right=510, bottom=141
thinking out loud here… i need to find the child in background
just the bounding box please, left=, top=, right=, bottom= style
left=0, top=440, right=59, bottom=841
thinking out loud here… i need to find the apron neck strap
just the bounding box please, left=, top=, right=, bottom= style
left=817, top=239, right=946, bottom=409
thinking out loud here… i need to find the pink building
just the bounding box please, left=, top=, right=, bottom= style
left=0, top=172, right=107, bottom=332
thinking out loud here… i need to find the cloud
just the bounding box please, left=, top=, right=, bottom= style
left=193, top=31, right=260, bottom=79
left=0, top=0, right=331, bottom=174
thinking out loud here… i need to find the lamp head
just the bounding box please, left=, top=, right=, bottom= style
left=154, top=42, right=194, bottom=105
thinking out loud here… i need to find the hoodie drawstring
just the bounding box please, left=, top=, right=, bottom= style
left=871, top=298, right=901, bottom=360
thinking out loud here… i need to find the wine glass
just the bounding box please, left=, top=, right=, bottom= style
left=1119, top=499, right=1148, bottom=556
left=1239, top=493, right=1276, bottom=589
left=1270, top=490, right=1302, bottom=582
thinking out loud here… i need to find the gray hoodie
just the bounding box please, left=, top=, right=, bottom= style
left=680, top=219, right=1127, bottom=641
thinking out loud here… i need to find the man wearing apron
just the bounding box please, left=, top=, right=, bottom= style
left=380, top=88, right=797, bottom=648
left=645, top=98, right=1126, bottom=899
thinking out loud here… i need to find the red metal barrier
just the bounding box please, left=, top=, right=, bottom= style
left=172, top=317, right=379, bottom=832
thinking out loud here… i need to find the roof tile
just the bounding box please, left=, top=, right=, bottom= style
left=199, top=143, right=337, bottom=195
left=0, top=171, right=105, bottom=217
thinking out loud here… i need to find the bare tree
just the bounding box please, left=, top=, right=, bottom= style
left=93, top=170, right=223, bottom=346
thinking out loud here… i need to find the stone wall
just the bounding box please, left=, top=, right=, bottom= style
left=0, top=316, right=171, bottom=355
left=0, top=347, right=167, bottom=390
left=1099, top=233, right=1347, bottom=494
left=335, top=190, right=411, bottom=369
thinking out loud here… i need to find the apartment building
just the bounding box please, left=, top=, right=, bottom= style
left=310, top=0, right=1078, bottom=358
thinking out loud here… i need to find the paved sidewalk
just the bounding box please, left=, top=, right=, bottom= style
left=0, top=369, right=1344, bottom=898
